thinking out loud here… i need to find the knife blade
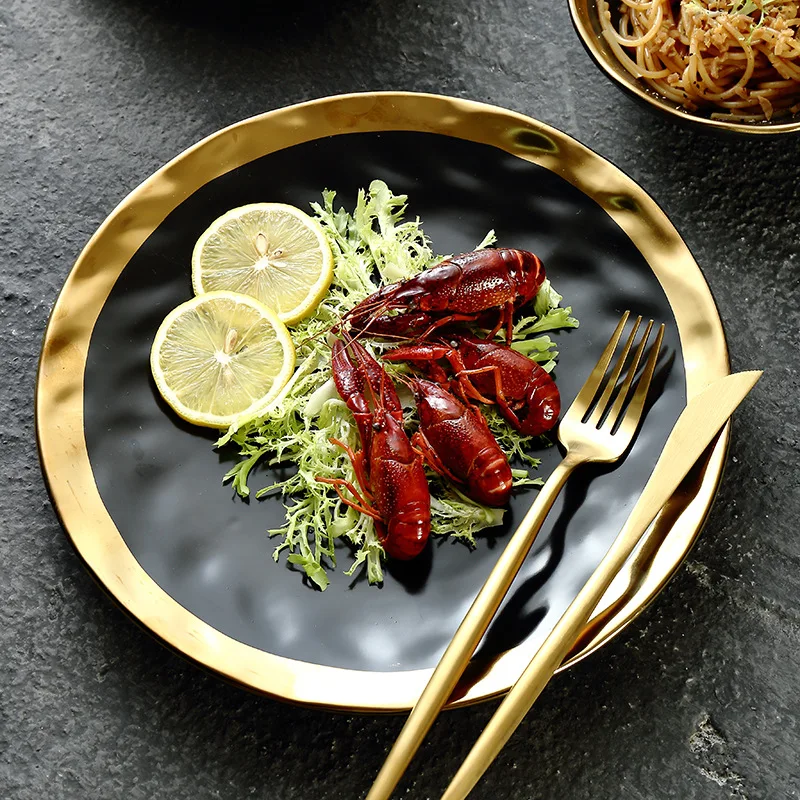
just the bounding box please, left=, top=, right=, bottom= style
left=440, top=369, right=762, bottom=800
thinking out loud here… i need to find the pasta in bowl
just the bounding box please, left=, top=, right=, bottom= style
left=570, top=0, right=800, bottom=131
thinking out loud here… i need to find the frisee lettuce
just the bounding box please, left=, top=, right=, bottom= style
left=217, top=180, right=578, bottom=589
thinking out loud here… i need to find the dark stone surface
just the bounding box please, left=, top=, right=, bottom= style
left=2, top=0, right=798, bottom=798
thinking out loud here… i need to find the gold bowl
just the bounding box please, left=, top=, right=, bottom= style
left=568, top=0, right=800, bottom=134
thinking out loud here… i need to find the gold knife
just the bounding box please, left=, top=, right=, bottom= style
left=440, top=369, right=762, bottom=800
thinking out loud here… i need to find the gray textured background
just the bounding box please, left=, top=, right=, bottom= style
left=3, top=0, right=800, bottom=798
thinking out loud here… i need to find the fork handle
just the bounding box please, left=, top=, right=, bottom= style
left=366, top=454, right=581, bottom=800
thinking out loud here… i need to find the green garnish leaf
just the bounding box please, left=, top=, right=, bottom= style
left=511, top=334, right=557, bottom=361
left=732, top=0, right=759, bottom=14
left=287, top=554, right=330, bottom=591
left=517, top=279, right=579, bottom=337
left=533, top=278, right=563, bottom=317
left=223, top=448, right=267, bottom=498
left=475, top=229, right=498, bottom=250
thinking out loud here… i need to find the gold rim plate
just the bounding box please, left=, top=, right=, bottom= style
left=36, top=92, right=729, bottom=712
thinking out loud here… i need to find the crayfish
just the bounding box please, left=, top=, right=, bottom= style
left=385, top=332, right=561, bottom=437
left=319, top=246, right=559, bottom=562
left=406, top=377, right=513, bottom=507
left=317, top=338, right=431, bottom=561
left=344, top=248, right=545, bottom=345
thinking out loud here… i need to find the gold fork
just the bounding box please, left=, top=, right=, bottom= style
left=366, top=311, right=665, bottom=800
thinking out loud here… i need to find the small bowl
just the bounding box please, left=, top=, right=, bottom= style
left=568, top=0, right=800, bottom=134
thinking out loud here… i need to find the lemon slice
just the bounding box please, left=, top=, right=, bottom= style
left=151, top=291, right=295, bottom=429
left=191, top=203, right=334, bottom=325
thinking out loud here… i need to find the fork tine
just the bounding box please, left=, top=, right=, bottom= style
left=587, top=316, right=642, bottom=426
left=571, top=311, right=630, bottom=414
left=600, top=318, right=653, bottom=428
left=608, top=322, right=664, bottom=433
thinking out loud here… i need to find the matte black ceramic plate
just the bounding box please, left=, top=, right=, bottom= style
left=36, top=93, right=729, bottom=711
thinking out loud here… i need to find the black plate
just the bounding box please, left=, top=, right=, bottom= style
left=83, top=131, right=683, bottom=674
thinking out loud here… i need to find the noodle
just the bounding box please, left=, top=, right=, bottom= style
left=598, top=0, right=800, bottom=121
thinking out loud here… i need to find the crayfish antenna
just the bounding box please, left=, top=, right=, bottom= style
left=340, top=288, right=396, bottom=321
left=296, top=306, right=353, bottom=350
left=297, top=306, right=376, bottom=350
left=390, top=370, right=416, bottom=393
left=341, top=291, right=409, bottom=339
left=295, top=326, right=332, bottom=350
